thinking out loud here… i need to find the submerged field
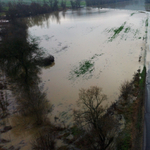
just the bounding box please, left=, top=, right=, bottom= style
left=0, top=7, right=148, bottom=150
left=26, top=8, right=148, bottom=124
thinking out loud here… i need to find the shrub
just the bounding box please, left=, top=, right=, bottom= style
left=32, top=132, right=55, bottom=150
left=120, top=81, right=132, bottom=101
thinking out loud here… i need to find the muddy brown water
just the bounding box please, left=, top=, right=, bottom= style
left=0, top=7, right=148, bottom=150
left=27, top=8, right=147, bottom=124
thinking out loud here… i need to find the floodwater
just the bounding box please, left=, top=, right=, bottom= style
left=0, top=3, right=149, bottom=150
left=28, top=8, right=147, bottom=124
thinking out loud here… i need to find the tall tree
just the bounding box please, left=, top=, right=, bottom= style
left=74, top=86, right=118, bottom=150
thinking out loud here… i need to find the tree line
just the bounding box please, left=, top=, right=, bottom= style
left=85, top=0, right=130, bottom=7
left=0, top=0, right=132, bottom=19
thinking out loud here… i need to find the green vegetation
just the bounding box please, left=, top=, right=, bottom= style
left=116, top=67, right=146, bottom=150
left=0, top=0, right=86, bottom=18
left=69, top=53, right=104, bottom=80
left=109, top=22, right=126, bottom=42
left=106, top=16, right=147, bottom=42
left=139, top=66, right=146, bottom=88
left=130, top=13, right=135, bottom=16
left=117, top=131, right=131, bottom=150
left=73, top=60, right=94, bottom=77
left=0, top=0, right=132, bottom=9
left=69, top=60, right=94, bottom=80
left=124, top=27, right=131, bottom=33
left=91, top=53, right=103, bottom=59
left=145, top=18, right=148, bottom=27
left=0, top=0, right=86, bottom=7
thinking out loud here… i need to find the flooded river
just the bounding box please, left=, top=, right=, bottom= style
left=27, top=8, right=147, bottom=124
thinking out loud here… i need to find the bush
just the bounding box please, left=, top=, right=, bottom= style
left=32, top=132, right=55, bottom=150
left=120, top=81, right=132, bottom=101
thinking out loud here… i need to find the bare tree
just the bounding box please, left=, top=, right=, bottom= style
left=74, top=86, right=117, bottom=150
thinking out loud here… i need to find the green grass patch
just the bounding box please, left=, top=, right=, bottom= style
left=73, top=60, right=94, bottom=77
left=130, top=13, right=135, bottom=16
left=91, top=53, right=103, bottom=59
left=108, top=22, right=126, bottom=42
left=69, top=60, right=94, bottom=80
left=80, top=1, right=86, bottom=6
left=69, top=53, right=104, bottom=80
left=139, top=66, right=146, bottom=89
left=124, top=27, right=131, bottom=33
left=117, top=131, right=131, bottom=150
left=145, top=18, right=148, bottom=27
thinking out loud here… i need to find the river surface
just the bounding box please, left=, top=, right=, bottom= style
left=27, top=8, right=147, bottom=124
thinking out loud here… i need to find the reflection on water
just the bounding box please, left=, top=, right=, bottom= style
left=25, top=11, right=63, bottom=28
